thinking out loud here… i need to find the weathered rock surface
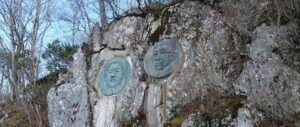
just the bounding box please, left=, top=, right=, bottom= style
left=47, top=1, right=300, bottom=127
left=235, top=24, right=300, bottom=121
left=47, top=49, right=91, bottom=127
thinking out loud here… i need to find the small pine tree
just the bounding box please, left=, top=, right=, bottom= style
left=42, top=40, right=78, bottom=72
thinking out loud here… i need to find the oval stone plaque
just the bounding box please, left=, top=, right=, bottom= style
left=98, top=57, right=132, bottom=96
left=144, top=39, right=183, bottom=78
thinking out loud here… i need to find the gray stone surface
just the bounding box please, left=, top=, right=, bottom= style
left=89, top=23, right=102, bottom=51
left=235, top=25, right=300, bottom=120
left=155, top=2, right=246, bottom=119
left=218, top=0, right=260, bottom=35
left=47, top=83, right=90, bottom=127
left=181, top=108, right=264, bottom=127
left=181, top=113, right=206, bottom=127
left=102, top=17, right=144, bottom=49
left=144, top=39, right=183, bottom=78
left=47, top=48, right=91, bottom=127
left=231, top=108, right=264, bottom=127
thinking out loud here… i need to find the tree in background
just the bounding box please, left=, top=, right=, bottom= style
left=57, top=0, right=144, bottom=45
left=0, top=0, right=53, bottom=101
left=57, top=0, right=97, bottom=45
left=42, top=39, right=79, bottom=73
left=0, top=0, right=53, bottom=126
left=0, top=0, right=171, bottom=126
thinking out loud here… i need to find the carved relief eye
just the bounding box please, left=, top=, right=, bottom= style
left=161, top=51, right=170, bottom=54
left=160, top=49, right=166, bottom=53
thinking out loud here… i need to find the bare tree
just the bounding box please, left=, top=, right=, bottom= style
left=100, top=0, right=109, bottom=30
left=0, top=0, right=52, bottom=100
left=0, top=0, right=53, bottom=126
left=58, top=0, right=97, bottom=44
left=0, top=39, right=4, bottom=101
left=59, top=0, right=127, bottom=44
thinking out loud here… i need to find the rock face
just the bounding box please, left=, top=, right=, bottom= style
left=47, top=1, right=300, bottom=127
left=235, top=25, right=300, bottom=120
left=47, top=49, right=91, bottom=127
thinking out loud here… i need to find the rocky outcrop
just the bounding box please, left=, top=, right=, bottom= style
left=235, top=24, right=300, bottom=120
left=47, top=48, right=91, bottom=127
left=47, top=1, right=300, bottom=127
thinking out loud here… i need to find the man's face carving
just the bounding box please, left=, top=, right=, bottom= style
left=107, top=63, right=123, bottom=88
left=144, top=39, right=182, bottom=78
left=153, top=44, right=175, bottom=70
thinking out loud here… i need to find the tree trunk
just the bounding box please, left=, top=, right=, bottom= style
left=9, top=9, right=18, bottom=101
left=29, top=0, right=41, bottom=84
left=99, top=0, right=109, bottom=30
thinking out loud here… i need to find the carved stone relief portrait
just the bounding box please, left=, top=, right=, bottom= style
left=98, top=57, right=131, bottom=96
left=144, top=39, right=183, bottom=78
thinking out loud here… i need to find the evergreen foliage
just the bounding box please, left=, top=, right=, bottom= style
left=42, top=40, right=78, bottom=72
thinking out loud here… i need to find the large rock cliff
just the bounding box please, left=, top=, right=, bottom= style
left=47, top=1, right=300, bottom=127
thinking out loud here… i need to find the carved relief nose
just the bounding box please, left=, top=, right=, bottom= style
left=155, top=55, right=161, bottom=60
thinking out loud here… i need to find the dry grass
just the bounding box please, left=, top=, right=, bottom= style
left=1, top=99, right=49, bottom=127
